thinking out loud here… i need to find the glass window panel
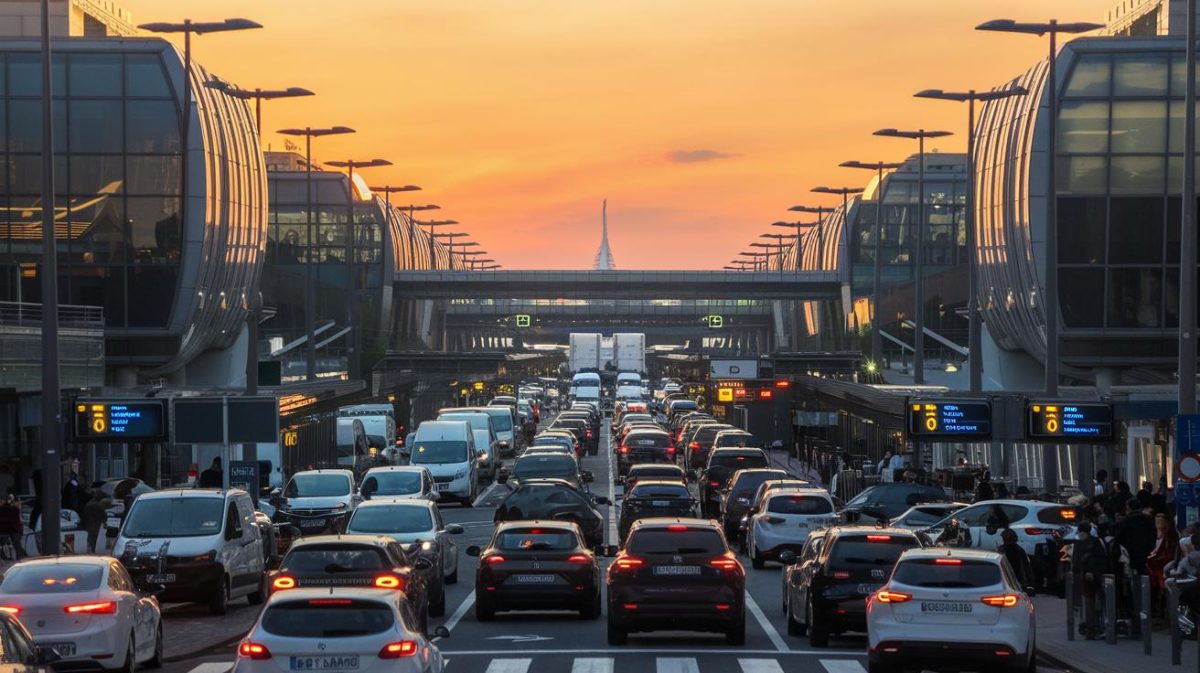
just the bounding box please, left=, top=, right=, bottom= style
left=124, top=54, right=170, bottom=97
left=1058, top=197, right=1106, bottom=264
left=1167, top=100, right=1200, bottom=153
left=1165, top=157, right=1200, bottom=192
left=1056, top=156, right=1107, bottom=194
left=126, top=196, right=181, bottom=264
left=126, top=267, right=177, bottom=327
left=1058, top=101, right=1110, bottom=153
left=1111, top=101, right=1167, bottom=153
left=70, top=194, right=124, bottom=264
left=7, top=52, right=64, bottom=97
left=126, top=155, right=181, bottom=195
left=9, top=99, right=67, bottom=153
left=882, top=181, right=913, bottom=204
left=69, top=155, right=123, bottom=195
left=318, top=224, right=346, bottom=246
left=1170, top=52, right=1200, bottom=98
left=1065, top=55, right=1111, bottom=97
left=1113, top=53, right=1168, bottom=97
left=1107, top=268, right=1163, bottom=328
left=1060, top=267, right=1105, bottom=328
left=69, top=266, right=124, bottom=326
left=1109, top=196, right=1164, bottom=264
left=316, top=180, right=349, bottom=203
left=1111, top=156, right=1165, bottom=194
left=125, top=100, right=180, bottom=153
left=68, top=100, right=122, bottom=153
left=68, top=53, right=121, bottom=97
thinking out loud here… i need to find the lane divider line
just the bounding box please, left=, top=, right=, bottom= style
left=745, top=590, right=789, bottom=652
left=443, top=589, right=475, bottom=632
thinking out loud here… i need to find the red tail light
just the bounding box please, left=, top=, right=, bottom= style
left=666, top=524, right=689, bottom=532
left=708, top=480, right=720, bottom=487
left=832, top=571, right=851, bottom=579
left=875, top=590, right=912, bottom=603
left=709, top=554, right=740, bottom=571
left=619, top=446, right=630, bottom=454
left=378, top=641, right=418, bottom=659
left=1023, top=528, right=1048, bottom=536
left=981, top=594, right=1020, bottom=608
left=0, top=606, right=20, bottom=617
left=484, top=554, right=506, bottom=565
left=666, top=446, right=676, bottom=454
left=614, top=556, right=644, bottom=571
left=566, top=554, right=590, bottom=563
left=239, top=642, right=272, bottom=660
left=373, top=574, right=407, bottom=590
left=866, top=534, right=892, bottom=542
left=933, top=558, right=962, bottom=565
left=65, top=601, right=116, bottom=614
left=689, top=442, right=701, bottom=450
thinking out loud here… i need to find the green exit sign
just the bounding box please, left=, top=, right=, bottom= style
left=702, top=314, right=724, bottom=329
left=515, top=314, right=532, bottom=327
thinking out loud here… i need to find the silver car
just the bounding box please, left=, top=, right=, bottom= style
left=344, top=501, right=463, bottom=595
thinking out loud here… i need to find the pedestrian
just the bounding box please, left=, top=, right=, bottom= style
left=999, top=528, right=1035, bottom=590
left=198, top=457, right=223, bottom=488
left=973, top=480, right=994, bottom=503
left=1147, top=513, right=1180, bottom=615
left=1073, top=522, right=1111, bottom=639
left=1115, top=498, right=1155, bottom=575
left=81, top=489, right=108, bottom=554
left=28, top=468, right=42, bottom=534
left=0, top=494, right=23, bottom=560
left=61, top=471, right=85, bottom=516
left=1094, top=470, right=1108, bottom=498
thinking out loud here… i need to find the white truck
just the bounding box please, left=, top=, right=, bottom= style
left=569, top=333, right=604, bottom=373
left=612, top=332, right=646, bottom=374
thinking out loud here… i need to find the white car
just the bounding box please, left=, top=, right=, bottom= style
left=888, top=502, right=969, bottom=531
left=234, top=589, right=447, bottom=673
left=274, top=470, right=357, bottom=534
left=746, top=487, right=836, bottom=569
left=921, top=499, right=1078, bottom=555
left=359, top=466, right=438, bottom=502
left=0, top=556, right=163, bottom=670
left=866, top=548, right=1035, bottom=673
left=345, top=500, right=463, bottom=591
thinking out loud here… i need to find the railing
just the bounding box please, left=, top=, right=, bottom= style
left=0, top=301, right=105, bottom=330
left=0, top=302, right=105, bottom=392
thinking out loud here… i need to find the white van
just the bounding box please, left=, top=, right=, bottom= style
left=437, top=410, right=499, bottom=480
left=474, top=406, right=518, bottom=457
left=114, top=489, right=265, bottom=615
left=335, top=418, right=369, bottom=471
left=571, top=372, right=602, bottom=404
left=410, top=420, right=478, bottom=506
left=272, top=469, right=357, bottom=535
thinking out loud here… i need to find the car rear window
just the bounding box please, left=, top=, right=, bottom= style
left=513, top=456, right=576, bottom=479
left=710, top=452, right=768, bottom=469
left=767, top=494, right=833, bottom=515
left=829, top=536, right=919, bottom=568
left=731, top=471, right=789, bottom=494
left=283, top=545, right=388, bottom=572
left=496, top=527, right=578, bottom=551
left=262, top=599, right=394, bottom=637
left=629, top=467, right=684, bottom=479
left=892, top=558, right=1003, bottom=588
left=1, top=564, right=104, bottom=592
left=626, top=528, right=726, bottom=555
left=626, top=433, right=671, bottom=448
left=715, top=433, right=755, bottom=447
left=1036, top=507, right=1079, bottom=524
left=629, top=483, right=691, bottom=499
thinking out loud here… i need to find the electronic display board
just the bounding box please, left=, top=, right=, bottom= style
left=907, top=400, right=991, bottom=438
left=72, top=400, right=167, bottom=442
left=1027, top=402, right=1114, bottom=441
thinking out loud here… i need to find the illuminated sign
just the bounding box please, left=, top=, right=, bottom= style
left=718, top=388, right=734, bottom=402
left=702, top=314, right=724, bottom=329
left=515, top=314, right=531, bottom=328
left=473, top=382, right=485, bottom=391
left=758, top=389, right=774, bottom=400
left=282, top=430, right=299, bottom=448
left=1027, top=402, right=1113, bottom=441
left=72, top=400, right=167, bottom=442
left=907, top=400, right=991, bottom=439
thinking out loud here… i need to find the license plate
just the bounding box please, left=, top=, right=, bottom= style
left=46, top=643, right=75, bottom=657
left=652, top=565, right=701, bottom=576
left=651, top=500, right=671, bottom=507
left=921, top=601, right=974, bottom=614
left=637, top=440, right=655, bottom=446
left=290, top=655, right=360, bottom=671
left=515, top=574, right=556, bottom=584
left=146, top=573, right=176, bottom=583
left=300, top=518, right=327, bottom=529
left=436, top=483, right=451, bottom=491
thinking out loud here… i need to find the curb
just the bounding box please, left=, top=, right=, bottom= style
left=1036, top=647, right=1084, bottom=673
left=163, top=631, right=245, bottom=664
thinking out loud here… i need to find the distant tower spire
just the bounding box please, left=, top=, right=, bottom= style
left=593, top=199, right=616, bottom=270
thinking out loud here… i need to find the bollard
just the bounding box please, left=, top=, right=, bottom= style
left=1141, top=574, right=1152, bottom=655
left=1066, top=570, right=1075, bottom=642
left=1130, top=573, right=1142, bottom=638
left=1104, top=574, right=1117, bottom=644
left=1173, top=584, right=1183, bottom=665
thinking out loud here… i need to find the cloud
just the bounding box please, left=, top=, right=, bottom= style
left=666, top=149, right=739, bottom=163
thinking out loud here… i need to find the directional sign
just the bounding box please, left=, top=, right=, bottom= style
left=1177, top=414, right=1200, bottom=530
left=907, top=400, right=991, bottom=439
left=72, top=400, right=168, bottom=442
left=1026, top=402, right=1113, bottom=441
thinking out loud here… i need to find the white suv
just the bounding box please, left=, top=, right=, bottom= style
left=921, top=499, right=1077, bottom=555
left=866, top=548, right=1035, bottom=673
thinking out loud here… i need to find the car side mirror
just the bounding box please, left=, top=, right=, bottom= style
left=413, top=557, right=434, bottom=571
left=444, top=524, right=465, bottom=535
left=778, top=550, right=797, bottom=565
left=433, top=625, right=451, bottom=639
left=465, top=545, right=482, bottom=557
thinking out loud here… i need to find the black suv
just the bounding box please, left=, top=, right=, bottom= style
left=698, top=448, right=769, bottom=518
left=501, top=453, right=593, bottom=491
left=607, top=518, right=746, bottom=645
left=493, top=479, right=612, bottom=548
left=719, top=468, right=791, bottom=542
left=781, top=526, right=922, bottom=646
left=617, top=480, right=696, bottom=544
left=616, top=428, right=676, bottom=477
left=841, top=483, right=949, bottom=524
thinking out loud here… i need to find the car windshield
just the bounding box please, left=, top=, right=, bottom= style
left=262, top=599, right=394, bottom=638
left=731, top=471, right=788, bottom=494
left=893, top=559, right=1003, bottom=588
left=362, top=471, right=422, bottom=496
left=411, top=440, right=468, bottom=464
left=122, top=497, right=224, bottom=537
left=903, top=507, right=957, bottom=526
left=513, top=456, right=576, bottom=479
left=496, top=527, right=577, bottom=551
left=282, top=545, right=387, bottom=572
left=349, top=505, right=432, bottom=534
left=767, top=494, right=832, bottom=515
left=490, top=414, right=513, bottom=432
left=830, top=536, right=919, bottom=568
left=285, top=474, right=350, bottom=498
left=1, top=564, right=104, bottom=592
left=627, top=528, right=725, bottom=555
left=575, top=386, right=601, bottom=399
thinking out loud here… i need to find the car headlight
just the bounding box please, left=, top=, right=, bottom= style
left=479, top=452, right=489, bottom=461
left=421, top=541, right=434, bottom=551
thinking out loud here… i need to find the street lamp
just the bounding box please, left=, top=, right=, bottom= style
left=203, top=78, right=313, bottom=135
left=420, top=220, right=460, bottom=268
left=789, top=205, right=830, bottom=270
left=976, top=18, right=1104, bottom=397
left=914, top=85, right=1028, bottom=393
left=448, top=241, right=479, bottom=270
left=751, top=242, right=788, bottom=273
left=738, top=250, right=768, bottom=271
left=760, top=233, right=798, bottom=275
left=841, top=160, right=904, bottom=366
left=277, top=125, right=356, bottom=381
left=874, top=127, right=953, bottom=385
left=369, top=189, right=425, bottom=268
left=812, top=186, right=865, bottom=274
left=772, top=221, right=817, bottom=270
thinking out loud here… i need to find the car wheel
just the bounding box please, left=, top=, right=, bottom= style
left=209, top=577, right=229, bottom=615
left=247, top=573, right=267, bottom=605
left=751, top=545, right=766, bottom=570
left=808, top=599, right=829, bottom=647
left=119, top=635, right=135, bottom=673
left=787, top=600, right=807, bottom=636
left=429, top=579, right=447, bottom=617
left=606, top=612, right=627, bottom=646
left=725, top=614, right=746, bottom=646
left=144, top=624, right=163, bottom=669
left=475, top=598, right=495, bottom=622
left=462, top=493, right=475, bottom=508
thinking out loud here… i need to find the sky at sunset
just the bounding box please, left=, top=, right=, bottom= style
left=122, top=0, right=1115, bottom=269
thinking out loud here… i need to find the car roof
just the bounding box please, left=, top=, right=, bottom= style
left=628, top=463, right=685, bottom=473
left=626, top=427, right=669, bottom=435
left=631, top=517, right=720, bottom=531
left=289, top=534, right=397, bottom=549
left=265, top=587, right=401, bottom=604
left=494, top=519, right=582, bottom=534
left=763, top=486, right=828, bottom=498
left=134, top=488, right=243, bottom=500
left=364, top=466, right=427, bottom=474
left=828, top=526, right=920, bottom=539
left=972, top=498, right=1065, bottom=509
left=353, top=500, right=434, bottom=511
left=9, top=555, right=114, bottom=568
left=514, top=478, right=578, bottom=489
left=628, top=480, right=691, bottom=492
left=899, top=548, right=1002, bottom=563
left=291, top=469, right=355, bottom=478
left=732, top=468, right=789, bottom=477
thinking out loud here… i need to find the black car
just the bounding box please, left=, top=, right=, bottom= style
left=841, top=483, right=949, bottom=523
left=616, top=428, right=676, bottom=477
left=681, top=423, right=734, bottom=471
left=617, top=480, right=697, bottom=544
left=698, top=448, right=770, bottom=518
left=719, top=468, right=791, bottom=542
left=493, top=479, right=612, bottom=548
left=468, top=521, right=607, bottom=620
left=781, top=526, right=922, bottom=646
left=550, top=418, right=594, bottom=454
left=268, top=534, right=435, bottom=627
left=501, top=453, right=593, bottom=491
left=606, top=518, right=746, bottom=645
left=621, top=463, right=687, bottom=489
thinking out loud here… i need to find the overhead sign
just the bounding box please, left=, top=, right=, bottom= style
left=515, top=314, right=531, bottom=328
left=72, top=400, right=168, bottom=442
left=907, top=400, right=991, bottom=439
left=702, top=314, right=724, bottom=329
left=1026, top=402, right=1113, bottom=441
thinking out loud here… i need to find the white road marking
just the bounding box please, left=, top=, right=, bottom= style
left=738, top=660, right=785, bottom=673
left=483, top=658, right=533, bottom=673
left=475, top=480, right=502, bottom=505
left=655, top=657, right=700, bottom=673
left=606, top=432, right=619, bottom=544
left=187, top=663, right=233, bottom=673
left=435, top=649, right=863, bottom=656
left=745, top=590, right=789, bottom=652
left=443, top=589, right=475, bottom=632
left=820, top=660, right=868, bottom=673
left=571, top=658, right=615, bottom=673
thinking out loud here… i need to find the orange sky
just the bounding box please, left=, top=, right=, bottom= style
left=123, top=0, right=1115, bottom=269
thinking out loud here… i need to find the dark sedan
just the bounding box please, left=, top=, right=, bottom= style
left=617, top=480, right=697, bottom=544
left=493, top=479, right=612, bottom=548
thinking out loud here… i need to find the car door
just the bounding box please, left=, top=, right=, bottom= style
left=238, top=495, right=265, bottom=575
left=222, top=500, right=250, bottom=595
left=432, top=506, right=456, bottom=577
left=106, top=562, right=143, bottom=658
left=973, top=504, right=1029, bottom=550
left=796, top=535, right=827, bottom=624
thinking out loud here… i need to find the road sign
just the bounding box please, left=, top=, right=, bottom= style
left=515, top=314, right=531, bottom=327
left=1177, top=454, right=1200, bottom=483
left=1177, top=414, right=1200, bottom=530
left=229, top=460, right=260, bottom=505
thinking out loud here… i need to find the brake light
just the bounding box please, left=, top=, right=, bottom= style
left=614, top=556, right=644, bottom=571
left=308, top=599, right=352, bottom=605
left=0, top=606, right=20, bottom=617
left=667, top=524, right=689, bottom=532
left=866, top=534, right=892, bottom=542
left=1023, top=528, right=1048, bottom=536
left=832, top=571, right=850, bottom=579
left=239, top=642, right=272, bottom=660
left=65, top=601, right=116, bottom=614
left=374, top=574, right=407, bottom=590
left=709, top=554, right=740, bottom=571
left=875, top=590, right=912, bottom=604
left=715, top=604, right=732, bottom=610
left=1059, top=509, right=1077, bottom=520
left=708, top=480, right=720, bottom=487
left=272, top=576, right=296, bottom=591
left=933, top=558, right=962, bottom=565
left=567, top=554, right=590, bottom=563
left=619, top=446, right=630, bottom=454
left=484, top=555, right=506, bottom=565
left=689, top=442, right=701, bottom=450
left=378, top=641, right=418, bottom=659
left=667, top=446, right=676, bottom=454
left=981, top=594, right=1020, bottom=608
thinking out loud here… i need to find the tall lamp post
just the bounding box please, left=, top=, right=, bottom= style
left=1185, top=0, right=1198, bottom=414
left=874, top=128, right=953, bottom=385
left=277, top=126, right=356, bottom=380
left=420, top=220, right=459, bottom=268
left=840, top=160, right=904, bottom=368
left=772, top=221, right=817, bottom=270
left=738, top=251, right=768, bottom=271
left=369, top=189, right=425, bottom=273
left=788, top=205, right=830, bottom=270
left=914, top=85, right=1028, bottom=394
left=759, top=233, right=798, bottom=275
left=750, top=242, right=788, bottom=272
left=976, top=18, right=1104, bottom=397
left=447, top=241, right=479, bottom=270
left=203, top=79, right=313, bottom=135
left=812, top=186, right=865, bottom=275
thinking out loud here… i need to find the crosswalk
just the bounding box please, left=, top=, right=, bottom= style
left=182, top=656, right=867, bottom=673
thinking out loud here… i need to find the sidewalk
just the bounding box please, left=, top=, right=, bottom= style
left=1033, top=595, right=1197, bottom=673
left=767, top=448, right=823, bottom=484
left=161, top=601, right=260, bottom=662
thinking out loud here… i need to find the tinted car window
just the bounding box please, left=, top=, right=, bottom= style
left=262, top=599, right=394, bottom=637
left=283, top=545, right=388, bottom=572
left=829, top=536, right=919, bottom=568
left=362, top=471, right=421, bottom=496
left=123, top=497, right=224, bottom=537
left=626, top=529, right=725, bottom=555
left=730, top=471, right=789, bottom=494
left=768, top=494, right=833, bottom=515
left=715, top=433, right=755, bottom=447
left=628, top=466, right=684, bottom=479
left=893, top=559, right=1003, bottom=588
left=348, top=506, right=433, bottom=534
left=709, top=452, right=769, bottom=469
left=285, top=474, right=351, bottom=498
left=1, top=564, right=104, bottom=592
left=496, top=527, right=577, bottom=551
left=628, top=483, right=691, bottom=499
left=513, top=456, right=577, bottom=480
left=411, top=441, right=468, bottom=464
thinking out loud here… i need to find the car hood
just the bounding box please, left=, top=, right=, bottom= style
left=282, top=496, right=351, bottom=510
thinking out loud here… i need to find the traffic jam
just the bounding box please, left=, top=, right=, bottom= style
left=0, top=378, right=1061, bottom=673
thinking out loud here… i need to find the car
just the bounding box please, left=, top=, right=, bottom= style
left=920, top=499, right=1078, bottom=557
left=866, top=548, right=1036, bottom=673
left=0, top=612, right=58, bottom=673
left=746, top=487, right=837, bottom=569
left=888, top=502, right=969, bottom=531
left=344, top=500, right=464, bottom=607
left=681, top=423, right=736, bottom=471
left=0, top=556, right=164, bottom=670
left=612, top=413, right=654, bottom=433
left=606, top=518, right=746, bottom=646
left=531, top=433, right=579, bottom=457
left=409, top=421, right=479, bottom=507
left=523, top=445, right=574, bottom=457
left=493, top=480, right=611, bottom=549
left=781, top=529, right=827, bottom=617
left=782, top=527, right=923, bottom=646
left=841, top=482, right=949, bottom=523
left=449, top=406, right=519, bottom=457
left=436, top=410, right=501, bottom=482
left=467, top=521, right=606, bottom=620
left=621, top=464, right=687, bottom=490
left=719, top=468, right=791, bottom=541
left=272, top=469, right=358, bottom=535
left=615, top=428, right=676, bottom=477
left=615, top=422, right=665, bottom=448
left=548, top=418, right=593, bottom=455
left=617, top=480, right=696, bottom=544
left=269, top=535, right=434, bottom=624
left=711, top=429, right=757, bottom=450
left=234, top=588, right=447, bottom=673
left=501, top=453, right=593, bottom=492
left=359, top=466, right=438, bottom=503
left=698, top=448, right=769, bottom=518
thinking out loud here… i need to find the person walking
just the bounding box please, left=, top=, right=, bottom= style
left=81, top=490, right=108, bottom=554
left=198, top=458, right=223, bottom=488
left=1115, top=498, right=1156, bottom=575
left=1147, top=513, right=1180, bottom=616
left=999, top=528, right=1035, bottom=589
left=0, top=494, right=23, bottom=560
left=1073, top=522, right=1112, bottom=639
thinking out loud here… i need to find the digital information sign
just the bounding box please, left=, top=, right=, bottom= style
left=72, top=400, right=168, bottom=442
left=907, top=400, right=991, bottom=439
left=1027, top=402, right=1114, bottom=441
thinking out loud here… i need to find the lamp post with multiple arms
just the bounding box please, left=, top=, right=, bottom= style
left=759, top=233, right=798, bottom=274
left=750, top=242, right=788, bottom=272
left=873, top=128, right=953, bottom=385
left=738, top=251, right=769, bottom=271
left=788, top=205, right=830, bottom=270
left=811, top=186, right=865, bottom=275
left=369, top=189, right=425, bottom=272
left=420, top=220, right=460, bottom=268
left=914, top=85, right=1029, bottom=394
left=772, top=221, right=817, bottom=270
left=277, top=126, right=356, bottom=381
left=447, top=241, right=479, bottom=270
left=202, top=79, right=313, bottom=134
left=976, top=18, right=1105, bottom=397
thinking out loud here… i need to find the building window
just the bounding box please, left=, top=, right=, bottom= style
left=1059, top=267, right=1105, bottom=327
left=1109, top=196, right=1164, bottom=264
left=1107, top=267, right=1162, bottom=328
left=1113, top=53, right=1168, bottom=97
left=1058, top=197, right=1106, bottom=264
left=1064, top=55, right=1111, bottom=97
left=1059, top=101, right=1110, bottom=153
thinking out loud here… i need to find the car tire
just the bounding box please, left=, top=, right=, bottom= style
left=475, top=598, right=495, bottom=622
left=430, top=580, right=447, bottom=617
left=751, top=545, right=766, bottom=570
left=462, top=494, right=475, bottom=508
left=787, top=601, right=807, bottom=636
left=726, top=614, right=746, bottom=646
left=119, top=635, right=135, bottom=673
left=145, top=624, right=163, bottom=669
left=247, top=573, right=267, bottom=605
left=808, top=600, right=829, bottom=647
left=606, top=613, right=627, bottom=646
left=209, top=577, right=229, bottom=616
